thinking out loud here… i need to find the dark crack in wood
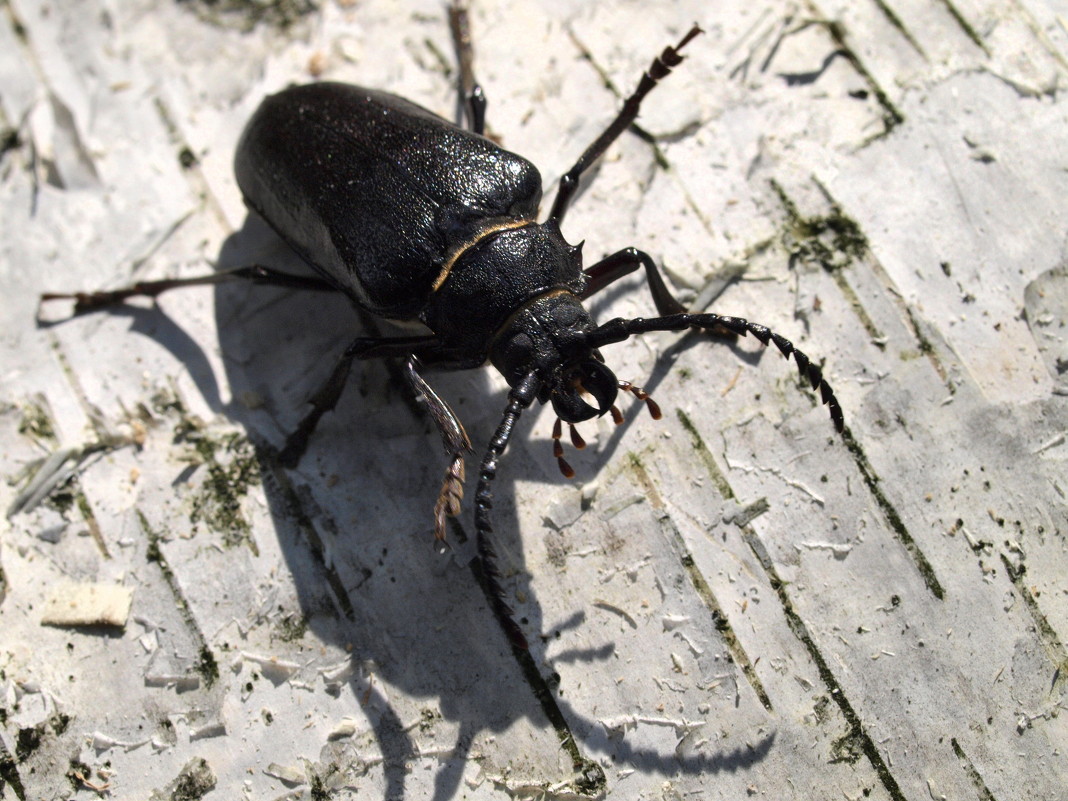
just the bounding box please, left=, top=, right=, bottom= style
left=629, top=442, right=773, bottom=711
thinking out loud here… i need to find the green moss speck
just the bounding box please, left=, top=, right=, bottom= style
left=772, top=180, right=868, bottom=274
left=15, top=726, right=41, bottom=761
left=310, top=772, right=329, bottom=801
left=187, top=431, right=261, bottom=551
left=273, top=614, right=308, bottom=643
left=18, top=401, right=56, bottom=443
left=830, top=728, right=864, bottom=764
left=573, top=760, right=607, bottom=795
left=44, top=486, right=76, bottom=515
left=178, top=0, right=319, bottom=32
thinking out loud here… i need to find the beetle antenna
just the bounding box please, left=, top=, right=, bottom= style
left=588, top=313, right=845, bottom=432
left=475, top=372, right=540, bottom=651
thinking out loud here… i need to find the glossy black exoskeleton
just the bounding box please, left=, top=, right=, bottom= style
left=42, top=5, right=844, bottom=651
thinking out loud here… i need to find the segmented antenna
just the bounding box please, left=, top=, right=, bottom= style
left=473, top=373, right=540, bottom=651
left=589, top=313, right=845, bottom=432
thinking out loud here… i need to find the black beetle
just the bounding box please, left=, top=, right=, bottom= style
left=43, top=4, right=843, bottom=650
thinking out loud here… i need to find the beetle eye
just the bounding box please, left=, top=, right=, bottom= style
left=550, top=360, right=619, bottom=423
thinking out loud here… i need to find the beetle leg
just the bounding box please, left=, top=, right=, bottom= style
left=38, top=264, right=337, bottom=319
left=448, top=0, right=487, bottom=135
left=581, top=247, right=686, bottom=316
left=474, top=372, right=540, bottom=651
left=402, top=357, right=473, bottom=543
left=588, top=313, right=845, bottom=433
left=279, top=335, right=444, bottom=467
left=548, top=24, right=703, bottom=223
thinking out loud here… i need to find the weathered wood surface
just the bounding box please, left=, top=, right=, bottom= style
left=1, top=0, right=1065, bottom=799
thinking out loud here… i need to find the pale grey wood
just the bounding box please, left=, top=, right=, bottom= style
left=1, top=0, right=1064, bottom=799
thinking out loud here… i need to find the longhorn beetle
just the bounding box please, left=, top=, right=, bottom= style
left=42, top=3, right=844, bottom=651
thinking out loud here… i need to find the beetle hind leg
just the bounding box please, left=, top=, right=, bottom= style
left=38, top=264, right=337, bottom=321
left=278, top=335, right=444, bottom=466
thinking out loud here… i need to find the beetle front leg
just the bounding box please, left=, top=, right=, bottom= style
left=582, top=247, right=686, bottom=316
left=279, top=335, right=444, bottom=467
left=548, top=24, right=702, bottom=223
left=583, top=248, right=742, bottom=339
left=402, top=357, right=472, bottom=543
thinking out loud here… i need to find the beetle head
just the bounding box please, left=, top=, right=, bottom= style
left=489, top=291, right=618, bottom=423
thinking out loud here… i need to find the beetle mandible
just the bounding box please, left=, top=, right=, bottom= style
left=43, top=4, right=844, bottom=650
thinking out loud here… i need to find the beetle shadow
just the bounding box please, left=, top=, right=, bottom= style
left=210, top=216, right=780, bottom=797
left=212, top=215, right=560, bottom=799
left=36, top=302, right=228, bottom=415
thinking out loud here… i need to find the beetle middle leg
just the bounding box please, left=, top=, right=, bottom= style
left=280, top=340, right=473, bottom=543
left=448, top=0, right=486, bottom=135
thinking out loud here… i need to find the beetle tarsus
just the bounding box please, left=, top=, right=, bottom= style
left=403, top=356, right=473, bottom=541
left=433, top=454, right=467, bottom=541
